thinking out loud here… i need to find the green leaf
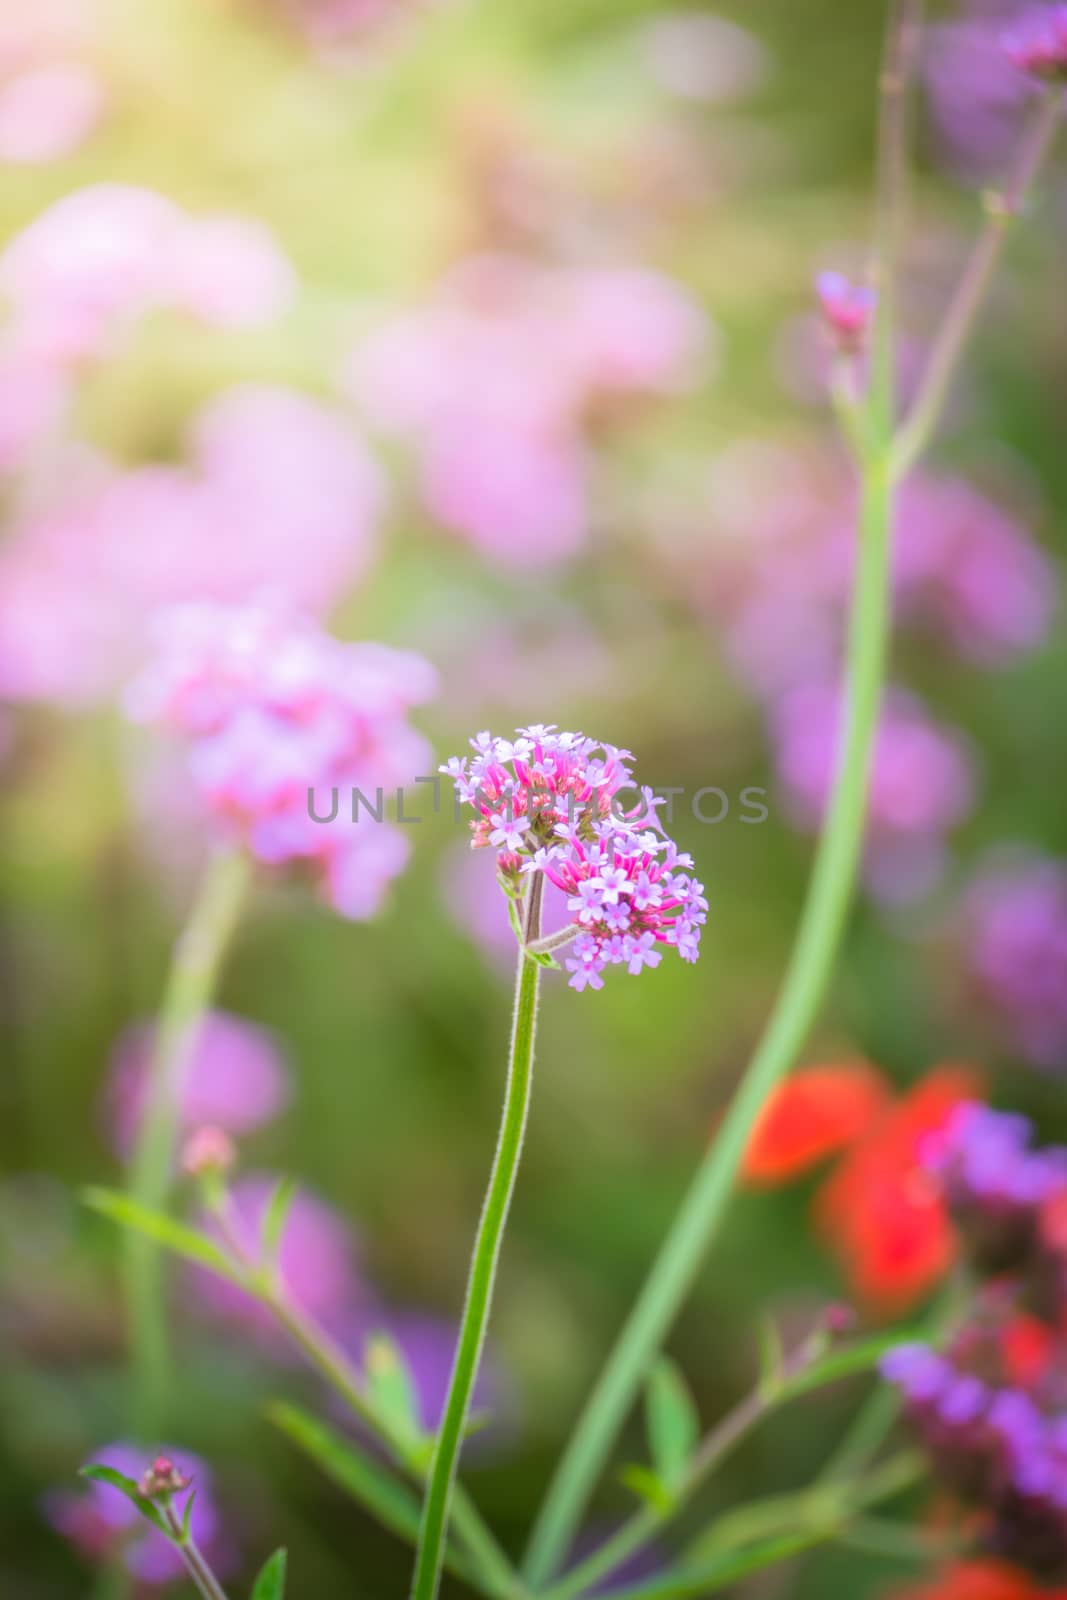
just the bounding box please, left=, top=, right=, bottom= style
left=251, top=1549, right=287, bottom=1599
left=82, top=1188, right=245, bottom=1286
left=364, top=1332, right=423, bottom=1445
left=181, top=1489, right=197, bottom=1544
left=79, top=1465, right=169, bottom=1537
left=619, top=1463, right=673, bottom=1513
left=645, top=1359, right=699, bottom=1491
left=260, top=1178, right=297, bottom=1265
left=269, top=1403, right=477, bottom=1583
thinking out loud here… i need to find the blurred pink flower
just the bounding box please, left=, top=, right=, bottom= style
left=105, top=1008, right=290, bottom=1159
left=348, top=252, right=710, bottom=565
left=0, top=384, right=384, bottom=705
left=161, top=214, right=298, bottom=328
left=44, top=1443, right=234, bottom=1586
left=958, top=851, right=1067, bottom=1071
left=0, top=184, right=295, bottom=365
left=0, top=346, right=68, bottom=476
left=773, top=682, right=977, bottom=901
left=0, top=62, right=104, bottom=164
left=193, top=1174, right=369, bottom=1342
left=127, top=598, right=435, bottom=920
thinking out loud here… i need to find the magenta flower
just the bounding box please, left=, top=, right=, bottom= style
left=816, top=271, right=877, bottom=348
left=441, top=727, right=706, bottom=989
left=44, top=1443, right=234, bottom=1585
left=192, top=1174, right=370, bottom=1342
left=1004, top=5, right=1067, bottom=79
left=126, top=599, right=435, bottom=919
left=958, top=852, right=1067, bottom=1070
left=104, top=1009, right=290, bottom=1159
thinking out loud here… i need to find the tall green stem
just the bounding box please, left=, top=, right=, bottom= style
left=410, top=877, right=543, bottom=1600
left=125, top=848, right=251, bottom=1438
left=521, top=6, right=918, bottom=1582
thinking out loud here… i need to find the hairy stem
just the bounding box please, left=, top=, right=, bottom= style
left=892, top=86, right=1063, bottom=477
left=125, top=848, right=251, bottom=1438
left=410, top=877, right=543, bottom=1600
left=521, top=5, right=918, bottom=1584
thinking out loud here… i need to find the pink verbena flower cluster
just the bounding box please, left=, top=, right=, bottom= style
left=441, top=727, right=706, bottom=990
left=127, top=600, right=436, bottom=920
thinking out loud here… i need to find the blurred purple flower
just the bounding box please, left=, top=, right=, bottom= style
left=0, top=62, right=104, bottom=164
left=1003, top=4, right=1067, bottom=81
left=105, top=1008, right=290, bottom=1160
left=773, top=682, right=976, bottom=901
left=924, top=7, right=1033, bottom=176
left=193, top=1174, right=369, bottom=1343
left=127, top=598, right=435, bottom=919
left=44, top=1442, right=234, bottom=1586
left=348, top=253, right=710, bottom=566
left=384, top=1312, right=514, bottom=1443
left=959, top=852, right=1067, bottom=1071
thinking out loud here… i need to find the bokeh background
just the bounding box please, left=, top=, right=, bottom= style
left=2, top=0, right=1066, bottom=1595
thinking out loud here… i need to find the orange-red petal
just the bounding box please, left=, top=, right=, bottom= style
left=742, top=1060, right=890, bottom=1185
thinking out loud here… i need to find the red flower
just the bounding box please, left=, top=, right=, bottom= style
left=743, top=1060, right=890, bottom=1184
left=892, top=1559, right=1067, bottom=1600
left=744, top=1062, right=982, bottom=1314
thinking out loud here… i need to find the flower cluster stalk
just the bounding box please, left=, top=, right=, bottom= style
left=124, top=848, right=251, bottom=1438
left=410, top=875, right=544, bottom=1600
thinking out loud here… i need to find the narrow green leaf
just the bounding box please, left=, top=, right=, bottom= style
left=251, top=1548, right=287, bottom=1599
left=645, top=1358, right=699, bottom=1490
left=260, top=1178, right=297, bottom=1265
left=181, top=1488, right=197, bottom=1544
left=268, top=1403, right=475, bottom=1582
left=365, top=1332, right=423, bottom=1444
left=619, top=1463, right=673, bottom=1513
left=82, top=1188, right=245, bottom=1286
left=80, top=1465, right=169, bottom=1537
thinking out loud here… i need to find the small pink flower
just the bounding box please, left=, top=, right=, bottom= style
left=816, top=271, right=877, bottom=348
left=0, top=62, right=104, bottom=164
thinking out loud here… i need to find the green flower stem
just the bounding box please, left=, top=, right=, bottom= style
left=410, top=876, right=544, bottom=1600
left=891, top=86, right=1064, bottom=480
left=125, top=847, right=252, bottom=1438
left=521, top=6, right=919, bottom=1582
left=160, top=1501, right=231, bottom=1600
